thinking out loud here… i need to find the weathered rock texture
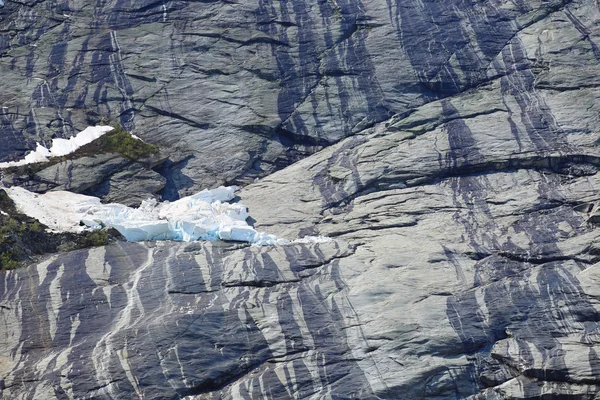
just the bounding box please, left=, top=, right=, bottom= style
left=2, top=0, right=597, bottom=195
left=6, top=153, right=168, bottom=206
left=2, top=0, right=600, bottom=398
left=0, top=241, right=371, bottom=399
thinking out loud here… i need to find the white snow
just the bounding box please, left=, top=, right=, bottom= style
left=4, top=186, right=318, bottom=245
left=4, top=185, right=330, bottom=246
left=286, top=236, right=332, bottom=245
left=5, top=186, right=102, bottom=233
left=78, top=186, right=281, bottom=244
left=0, top=126, right=114, bottom=169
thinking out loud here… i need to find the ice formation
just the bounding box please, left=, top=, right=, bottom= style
left=0, top=126, right=330, bottom=246
left=79, top=186, right=280, bottom=244
left=4, top=186, right=327, bottom=246
left=0, top=126, right=114, bottom=169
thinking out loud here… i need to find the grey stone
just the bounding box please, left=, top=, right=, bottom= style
left=1, top=0, right=595, bottom=196
left=87, top=165, right=167, bottom=207
left=6, top=153, right=167, bottom=206
left=32, top=153, right=132, bottom=193
left=2, top=0, right=600, bottom=398
left=0, top=240, right=374, bottom=399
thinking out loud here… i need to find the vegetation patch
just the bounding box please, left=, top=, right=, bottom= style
left=76, top=124, right=159, bottom=160
left=3, top=124, right=158, bottom=177
left=0, top=189, right=122, bottom=270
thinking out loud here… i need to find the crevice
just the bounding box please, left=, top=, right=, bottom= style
left=124, top=73, right=157, bottom=83
left=256, top=19, right=297, bottom=28
left=326, top=220, right=419, bottom=237
left=167, top=288, right=217, bottom=295
left=221, top=278, right=301, bottom=288
left=389, top=107, right=508, bottom=134
left=535, top=83, right=600, bottom=92
left=495, top=251, right=596, bottom=265
left=322, top=153, right=600, bottom=212
left=180, top=32, right=290, bottom=47
left=142, top=105, right=212, bottom=130
left=238, top=124, right=331, bottom=147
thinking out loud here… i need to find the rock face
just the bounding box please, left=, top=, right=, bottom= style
left=2, top=0, right=597, bottom=196
left=0, top=241, right=370, bottom=399
left=2, top=0, right=600, bottom=398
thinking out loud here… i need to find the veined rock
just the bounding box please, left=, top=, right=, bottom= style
left=2, top=0, right=600, bottom=398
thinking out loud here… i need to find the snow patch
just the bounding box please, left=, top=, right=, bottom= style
left=0, top=126, right=114, bottom=169
left=4, top=186, right=327, bottom=246
left=5, top=186, right=102, bottom=233
left=285, top=236, right=332, bottom=245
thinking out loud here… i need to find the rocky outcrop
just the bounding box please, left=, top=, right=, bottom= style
left=0, top=240, right=371, bottom=399
left=2, top=129, right=167, bottom=206
left=2, top=0, right=596, bottom=196
left=2, top=0, right=600, bottom=398
left=4, top=154, right=167, bottom=207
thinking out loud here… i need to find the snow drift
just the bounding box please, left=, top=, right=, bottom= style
left=4, top=186, right=328, bottom=246
left=79, top=186, right=280, bottom=244
left=0, top=126, right=114, bottom=169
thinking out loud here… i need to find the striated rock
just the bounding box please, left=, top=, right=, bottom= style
left=2, top=176, right=600, bottom=399
left=2, top=0, right=598, bottom=196
left=84, top=164, right=166, bottom=207
left=0, top=240, right=372, bottom=399
left=2, top=0, right=600, bottom=398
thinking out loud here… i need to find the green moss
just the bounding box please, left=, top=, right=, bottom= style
left=0, top=190, right=121, bottom=270
left=29, top=220, right=43, bottom=232
left=0, top=217, right=19, bottom=235
left=18, top=222, right=28, bottom=235
left=4, top=123, right=159, bottom=177
left=0, top=213, right=35, bottom=269
left=0, top=189, right=15, bottom=212
left=0, top=251, right=19, bottom=270
left=82, top=229, right=111, bottom=247
left=93, top=124, right=158, bottom=160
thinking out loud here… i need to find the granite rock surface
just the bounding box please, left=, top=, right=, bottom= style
left=2, top=0, right=600, bottom=398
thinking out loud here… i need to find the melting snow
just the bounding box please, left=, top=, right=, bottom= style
left=0, top=126, right=114, bottom=169
left=4, top=186, right=328, bottom=246
left=4, top=186, right=103, bottom=233
left=0, top=125, right=329, bottom=246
